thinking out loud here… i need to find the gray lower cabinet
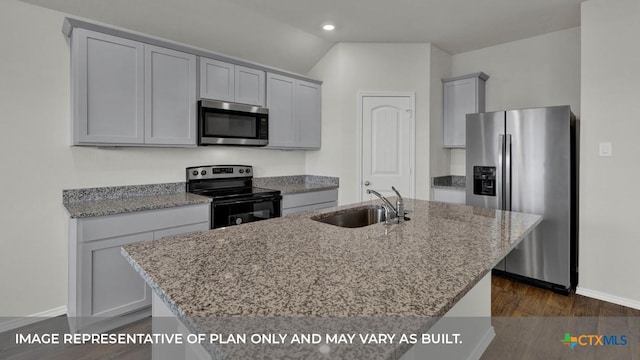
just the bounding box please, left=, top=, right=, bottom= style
left=71, top=28, right=196, bottom=146
left=68, top=204, right=210, bottom=333
left=199, top=57, right=265, bottom=107
left=282, top=189, right=338, bottom=216
left=266, top=73, right=321, bottom=149
left=431, top=188, right=466, bottom=204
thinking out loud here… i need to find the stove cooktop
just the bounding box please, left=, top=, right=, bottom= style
left=190, top=186, right=280, bottom=200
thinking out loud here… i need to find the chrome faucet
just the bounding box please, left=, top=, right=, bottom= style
left=367, top=186, right=406, bottom=224
left=391, top=186, right=404, bottom=221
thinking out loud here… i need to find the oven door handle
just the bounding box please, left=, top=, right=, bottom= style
left=213, top=195, right=281, bottom=207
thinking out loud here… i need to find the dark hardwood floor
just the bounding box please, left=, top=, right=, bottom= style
left=481, top=274, right=640, bottom=359
left=2, top=275, right=638, bottom=359
left=0, top=316, right=151, bottom=360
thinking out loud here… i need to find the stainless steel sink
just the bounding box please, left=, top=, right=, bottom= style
left=311, top=206, right=386, bottom=228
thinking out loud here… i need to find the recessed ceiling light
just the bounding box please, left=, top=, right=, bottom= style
left=323, top=24, right=335, bottom=31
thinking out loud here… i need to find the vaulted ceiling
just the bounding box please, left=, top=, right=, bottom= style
left=21, top=0, right=584, bottom=74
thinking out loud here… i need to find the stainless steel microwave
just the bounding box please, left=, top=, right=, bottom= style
left=198, top=100, right=269, bottom=146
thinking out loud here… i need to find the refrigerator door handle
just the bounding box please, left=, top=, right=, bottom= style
left=505, top=134, right=512, bottom=211
left=498, top=134, right=505, bottom=210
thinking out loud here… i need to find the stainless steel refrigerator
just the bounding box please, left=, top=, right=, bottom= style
left=465, top=105, right=578, bottom=293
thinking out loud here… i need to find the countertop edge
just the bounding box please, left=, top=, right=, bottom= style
left=267, top=185, right=339, bottom=195
left=64, top=194, right=212, bottom=219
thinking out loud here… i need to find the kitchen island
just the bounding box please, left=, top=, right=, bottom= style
left=122, top=199, right=541, bottom=359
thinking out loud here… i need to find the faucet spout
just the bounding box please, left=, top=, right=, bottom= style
left=366, top=189, right=399, bottom=219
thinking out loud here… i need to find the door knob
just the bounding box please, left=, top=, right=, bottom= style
left=364, top=181, right=371, bottom=186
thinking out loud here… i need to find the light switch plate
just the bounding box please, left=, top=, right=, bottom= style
left=599, top=142, right=613, bottom=156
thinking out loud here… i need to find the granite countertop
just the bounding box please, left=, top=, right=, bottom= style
left=432, top=175, right=466, bottom=190
left=253, top=175, right=338, bottom=194
left=63, top=183, right=211, bottom=218
left=122, top=199, right=541, bottom=359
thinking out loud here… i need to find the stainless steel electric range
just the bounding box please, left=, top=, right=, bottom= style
left=186, top=165, right=281, bottom=229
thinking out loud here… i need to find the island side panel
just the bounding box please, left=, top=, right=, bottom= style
left=399, top=272, right=494, bottom=360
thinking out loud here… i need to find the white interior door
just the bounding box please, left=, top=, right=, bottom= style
left=360, top=95, right=414, bottom=200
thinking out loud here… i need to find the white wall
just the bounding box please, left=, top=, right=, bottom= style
left=577, top=0, right=640, bottom=308
left=0, top=0, right=306, bottom=318
left=448, top=27, right=581, bottom=175
left=305, top=43, right=432, bottom=204
left=21, top=0, right=332, bottom=74
left=429, top=46, right=452, bottom=178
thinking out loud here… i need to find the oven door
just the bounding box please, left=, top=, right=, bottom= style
left=211, top=195, right=281, bottom=229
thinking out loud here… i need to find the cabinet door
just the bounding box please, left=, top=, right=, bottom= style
left=432, top=188, right=466, bottom=204
left=282, top=189, right=338, bottom=215
left=235, top=66, right=265, bottom=107
left=72, top=29, right=144, bottom=144
left=266, top=73, right=297, bottom=148
left=81, top=232, right=153, bottom=318
left=144, top=45, right=197, bottom=145
left=199, top=57, right=234, bottom=102
left=443, top=78, right=477, bottom=148
left=296, top=80, right=321, bottom=149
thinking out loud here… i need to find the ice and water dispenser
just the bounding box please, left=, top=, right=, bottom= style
left=473, top=166, right=496, bottom=196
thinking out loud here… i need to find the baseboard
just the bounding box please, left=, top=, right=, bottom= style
left=0, top=305, right=67, bottom=333
left=467, top=325, right=495, bottom=360
left=576, top=287, right=640, bottom=310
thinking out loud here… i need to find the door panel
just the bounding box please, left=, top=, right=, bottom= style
left=505, top=106, right=572, bottom=287
left=266, top=73, right=296, bottom=147
left=361, top=96, right=412, bottom=200
left=443, top=78, right=477, bottom=147
left=296, top=81, right=321, bottom=148
left=75, top=29, right=144, bottom=144
left=83, top=232, right=152, bottom=317
left=144, top=45, right=196, bottom=145
left=235, top=66, right=265, bottom=106
left=465, top=111, right=505, bottom=210
left=199, top=58, right=234, bottom=102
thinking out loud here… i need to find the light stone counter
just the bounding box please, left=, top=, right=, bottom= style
left=123, top=199, right=541, bottom=359
left=63, top=183, right=212, bottom=218
left=253, top=175, right=338, bottom=194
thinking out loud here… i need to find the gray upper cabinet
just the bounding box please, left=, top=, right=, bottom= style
left=199, top=58, right=234, bottom=102
left=296, top=80, right=322, bottom=149
left=235, top=66, right=265, bottom=106
left=442, top=72, right=489, bottom=148
left=71, top=28, right=196, bottom=147
left=144, top=45, right=197, bottom=145
left=266, top=73, right=296, bottom=148
left=66, top=19, right=321, bottom=148
left=266, top=73, right=321, bottom=149
left=199, top=57, right=265, bottom=107
left=72, top=29, right=145, bottom=144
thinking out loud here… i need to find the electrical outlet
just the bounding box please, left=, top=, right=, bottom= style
left=599, top=142, right=612, bottom=157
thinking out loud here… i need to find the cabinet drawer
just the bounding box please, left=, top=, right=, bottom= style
left=80, top=204, right=210, bottom=241
left=282, top=189, right=338, bottom=210
left=282, top=201, right=337, bottom=216
left=432, top=188, right=466, bottom=204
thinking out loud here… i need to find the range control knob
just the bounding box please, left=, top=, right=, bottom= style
left=246, top=168, right=251, bottom=174
left=239, top=169, right=245, bottom=174
left=192, top=170, right=198, bottom=176
left=200, top=170, right=207, bottom=175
